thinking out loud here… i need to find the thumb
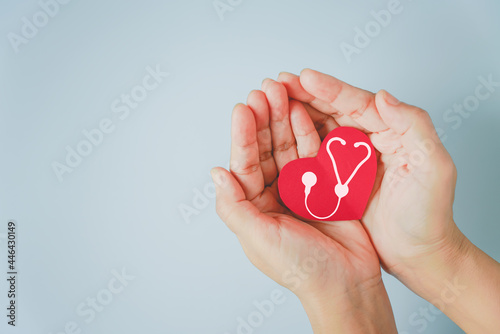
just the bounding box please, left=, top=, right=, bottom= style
left=375, top=90, right=443, bottom=155
left=211, top=167, right=262, bottom=235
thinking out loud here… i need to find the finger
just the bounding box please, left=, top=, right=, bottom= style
left=230, top=103, right=264, bottom=201
left=277, top=73, right=364, bottom=137
left=211, top=167, right=263, bottom=235
left=262, top=78, right=273, bottom=91
left=375, top=90, right=446, bottom=160
left=262, top=79, right=298, bottom=171
left=302, top=103, right=339, bottom=140
left=289, top=100, right=321, bottom=158
left=368, top=128, right=402, bottom=155
left=278, top=71, right=364, bottom=139
left=326, top=111, right=364, bottom=129
left=278, top=72, right=314, bottom=101
left=278, top=72, right=340, bottom=117
left=300, top=69, right=389, bottom=133
left=246, top=90, right=278, bottom=185
left=279, top=71, right=364, bottom=131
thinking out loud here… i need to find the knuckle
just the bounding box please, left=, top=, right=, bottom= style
left=412, top=106, right=431, bottom=122
left=273, top=140, right=296, bottom=152
left=231, top=162, right=260, bottom=176
left=259, top=150, right=273, bottom=162
left=433, top=153, right=457, bottom=180
left=350, top=96, right=374, bottom=120
left=302, top=150, right=319, bottom=158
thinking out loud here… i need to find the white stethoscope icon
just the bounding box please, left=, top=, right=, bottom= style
left=302, top=137, right=371, bottom=219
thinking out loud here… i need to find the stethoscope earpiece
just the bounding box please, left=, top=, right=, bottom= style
left=302, top=137, right=371, bottom=220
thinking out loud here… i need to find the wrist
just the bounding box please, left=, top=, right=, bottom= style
left=396, top=222, right=500, bottom=333
left=394, top=222, right=471, bottom=298
left=300, top=279, right=397, bottom=334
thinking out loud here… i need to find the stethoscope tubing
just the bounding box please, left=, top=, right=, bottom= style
left=303, top=137, right=371, bottom=220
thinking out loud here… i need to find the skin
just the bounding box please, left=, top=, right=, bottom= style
left=277, top=69, right=500, bottom=333
left=211, top=81, right=397, bottom=333
left=212, top=69, right=500, bottom=333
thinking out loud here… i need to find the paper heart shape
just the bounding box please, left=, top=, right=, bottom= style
left=278, top=127, right=377, bottom=221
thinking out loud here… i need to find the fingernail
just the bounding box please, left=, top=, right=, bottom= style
left=384, top=90, right=400, bottom=105
left=210, top=168, right=225, bottom=187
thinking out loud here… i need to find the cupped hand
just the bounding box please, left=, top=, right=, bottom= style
left=211, top=79, right=383, bottom=303
left=277, top=70, right=461, bottom=281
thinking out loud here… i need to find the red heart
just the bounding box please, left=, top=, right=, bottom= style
left=278, top=127, right=377, bottom=221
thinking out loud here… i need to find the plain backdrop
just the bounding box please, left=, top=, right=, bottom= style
left=1, top=0, right=499, bottom=333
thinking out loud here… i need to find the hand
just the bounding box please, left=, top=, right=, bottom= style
left=278, top=69, right=500, bottom=333
left=278, top=69, right=459, bottom=277
left=212, top=80, right=397, bottom=333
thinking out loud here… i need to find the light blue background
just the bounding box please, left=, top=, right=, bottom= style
left=1, top=0, right=499, bottom=333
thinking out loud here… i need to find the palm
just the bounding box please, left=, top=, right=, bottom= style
left=364, top=147, right=431, bottom=269
left=217, top=81, right=382, bottom=297
left=364, top=142, right=456, bottom=272
left=253, top=180, right=379, bottom=294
